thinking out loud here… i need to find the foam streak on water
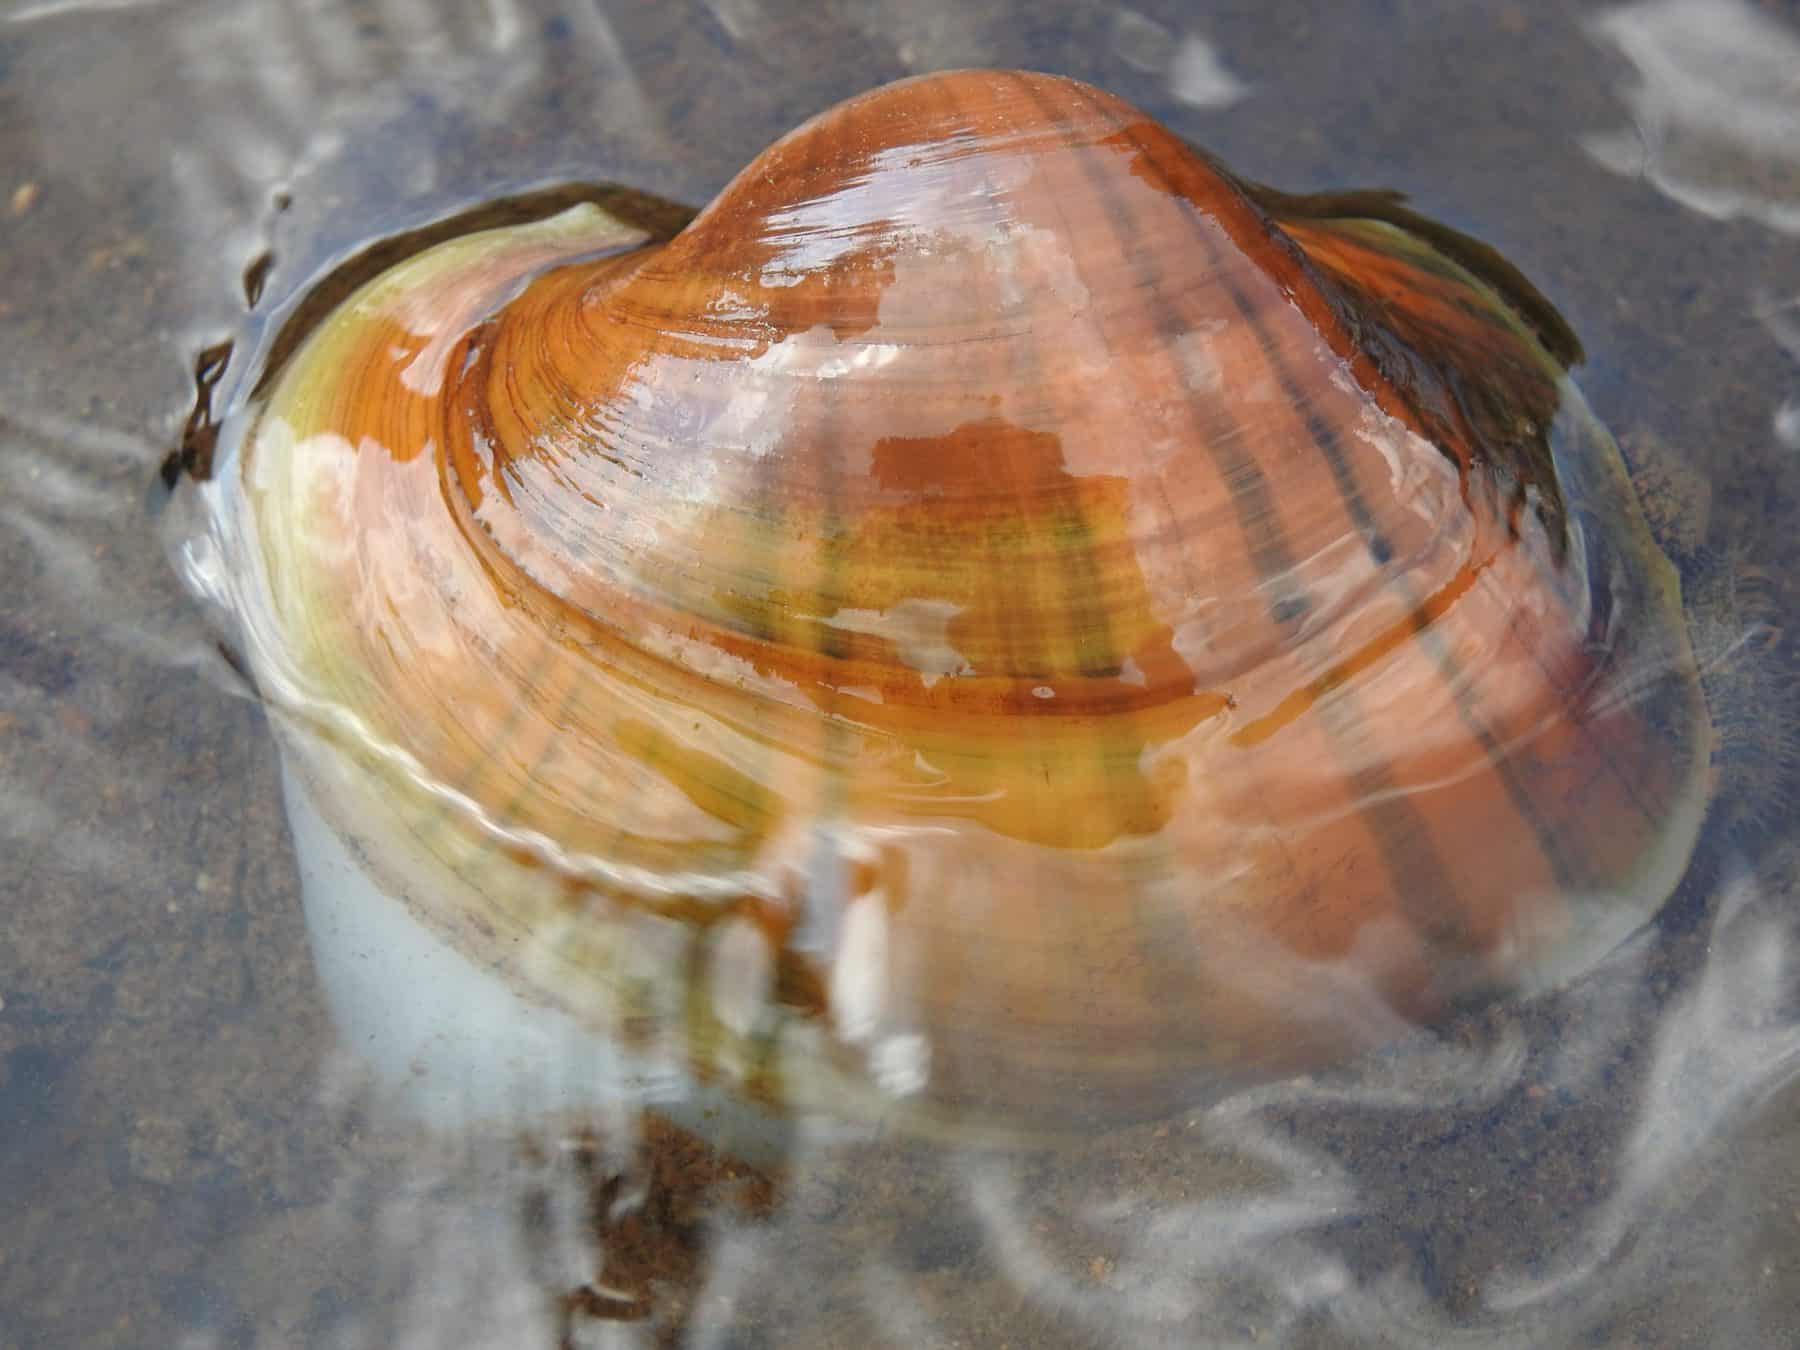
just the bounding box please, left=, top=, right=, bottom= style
left=1584, top=0, right=1800, bottom=234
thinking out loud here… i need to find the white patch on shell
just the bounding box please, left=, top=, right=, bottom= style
left=394, top=323, right=471, bottom=401
left=831, top=888, right=890, bottom=1046
left=998, top=220, right=1091, bottom=313
left=812, top=341, right=906, bottom=381
left=1336, top=366, right=1466, bottom=534
left=359, top=451, right=477, bottom=660
left=770, top=818, right=902, bottom=968
left=979, top=222, right=1087, bottom=316
left=869, top=1033, right=930, bottom=1098
left=832, top=684, right=885, bottom=704
left=1173, top=327, right=1226, bottom=395
left=1118, top=653, right=1149, bottom=688
left=752, top=143, right=1033, bottom=289
left=709, top=916, right=774, bottom=1041
left=713, top=325, right=905, bottom=470
left=1166, top=595, right=1227, bottom=675
left=470, top=477, right=577, bottom=597
left=826, top=598, right=973, bottom=686
left=250, top=422, right=359, bottom=571
left=704, top=286, right=761, bottom=321
left=633, top=623, right=809, bottom=705
left=693, top=366, right=782, bottom=458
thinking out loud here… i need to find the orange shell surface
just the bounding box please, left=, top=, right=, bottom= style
left=231, top=70, right=1712, bottom=1130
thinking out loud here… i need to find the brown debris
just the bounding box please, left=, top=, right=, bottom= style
left=559, top=1113, right=782, bottom=1348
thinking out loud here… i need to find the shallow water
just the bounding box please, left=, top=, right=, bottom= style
left=3, top=0, right=1800, bottom=1346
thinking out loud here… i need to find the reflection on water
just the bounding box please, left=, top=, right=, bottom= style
left=4, top=0, right=1800, bottom=1347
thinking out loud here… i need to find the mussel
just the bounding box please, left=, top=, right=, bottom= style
left=207, top=69, right=1715, bottom=1136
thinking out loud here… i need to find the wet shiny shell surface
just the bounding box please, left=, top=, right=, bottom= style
left=228, top=69, right=1712, bottom=1130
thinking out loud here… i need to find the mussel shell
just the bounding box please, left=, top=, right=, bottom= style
left=220, top=70, right=1713, bottom=1133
